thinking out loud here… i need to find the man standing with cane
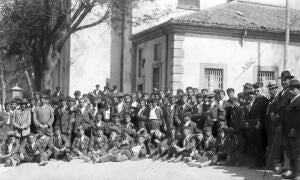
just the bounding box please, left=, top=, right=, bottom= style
left=281, top=79, right=300, bottom=179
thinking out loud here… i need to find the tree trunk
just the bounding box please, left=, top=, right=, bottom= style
left=25, top=69, right=34, bottom=98
left=0, top=64, right=6, bottom=111
left=42, top=45, right=60, bottom=90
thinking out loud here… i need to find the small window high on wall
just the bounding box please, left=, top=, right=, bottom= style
left=178, top=0, right=200, bottom=10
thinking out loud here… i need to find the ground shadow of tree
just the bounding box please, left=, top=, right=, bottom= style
left=211, top=166, right=281, bottom=180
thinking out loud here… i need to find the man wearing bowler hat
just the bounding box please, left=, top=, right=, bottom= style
left=272, top=71, right=295, bottom=173
left=281, top=79, right=300, bottom=179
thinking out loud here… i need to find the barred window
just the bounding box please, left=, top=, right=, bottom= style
left=258, top=71, right=275, bottom=83
left=154, top=43, right=162, bottom=61
left=178, top=0, right=200, bottom=10
left=205, top=68, right=223, bottom=91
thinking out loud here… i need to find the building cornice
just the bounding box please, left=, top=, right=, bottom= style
left=132, top=23, right=300, bottom=45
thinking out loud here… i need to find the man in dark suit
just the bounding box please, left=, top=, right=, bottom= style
left=281, top=79, right=300, bottom=179
left=164, top=96, right=177, bottom=133
left=244, top=85, right=269, bottom=168
left=74, top=99, right=94, bottom=138
left=52, top=86, right=64, bottom=99
left=174, top=94, right=192, bottom=129
left=273, top=71, right=294, bottom=173
left=182, top=112, right=197, bottom=134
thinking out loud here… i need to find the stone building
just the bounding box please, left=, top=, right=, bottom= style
left=131, top=0, right=300, bottom=93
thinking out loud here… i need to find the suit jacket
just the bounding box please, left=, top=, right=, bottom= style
left=175, top=104, right=193, bottom=125
left=215, top=137, right=235, bottom=154
left=89, top=135, right=108, bottom=152
left=12, top=109, right=31, bottom=136
left=182, top=120, right=197, bottom=134
left=74, top=107, right=94, bottom=131
left=0, top=139, right=20, bottom=155
left=52, top=134, right=70, bottom=149
left=52, top=91, right=64, bottom=98
left=19, top=140, right=43, bottom=156
left=54, top=107, right=74, bottom=134
left=182, top=134, right=196, bottom=151
left=72, top=135, right=90, bottom=155
left=164, top=104, right=177, bottom=129
left=209, top=100, right=228, bottom=121
left=37, top=135, right=53, bottom=152
left=283, top=96, right=300, bottom=138
left=245, top=96, right=269, bottom=128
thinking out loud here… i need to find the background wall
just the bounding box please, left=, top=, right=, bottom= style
left=181, top=34, right=300, bottom=93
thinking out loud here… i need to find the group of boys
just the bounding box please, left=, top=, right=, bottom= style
left=0, top=71, right=300, bottom=179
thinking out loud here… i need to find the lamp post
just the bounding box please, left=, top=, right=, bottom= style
left=11, top=84, right=24, bottom=99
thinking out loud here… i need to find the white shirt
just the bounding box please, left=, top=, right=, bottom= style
left=137, top=107, right=145, bottom=117
left=104, top=109, right=110, bottom=119
left=170, top=104, right=175, bottom=111
left=117, top=102, right=124, bottom=113
left=31, top=142, right=36, bottom=149
left=8, top=139, right=15, bottom=153
left=80, top=136, right=85, bottom=142
left=132, top=101, right=138, bottom=108
left=149, top=106, right=158, bottom=120
left=183, top=134, right=192, bottom=146
left=184, top=120, right=190, bottom=127
left=80, top=107, right=85, bottom=114
left=131, top=144, right=143, bottom=156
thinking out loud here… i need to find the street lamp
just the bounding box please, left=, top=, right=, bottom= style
left=11, top=84, right=24, bottom=99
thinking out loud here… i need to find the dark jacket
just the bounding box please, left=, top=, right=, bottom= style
left=283, top=95, right=300, bottom=138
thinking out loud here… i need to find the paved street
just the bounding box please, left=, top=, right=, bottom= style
left=0, top=159, right=281, bottom=180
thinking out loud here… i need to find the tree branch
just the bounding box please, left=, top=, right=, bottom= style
left=73, top=6, right=110, bottom=32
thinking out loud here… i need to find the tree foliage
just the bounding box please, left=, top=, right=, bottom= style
left=0, top=0, right=170, bottom=91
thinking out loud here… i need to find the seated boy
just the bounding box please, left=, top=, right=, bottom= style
left=0, top=131, right=20, bottom=166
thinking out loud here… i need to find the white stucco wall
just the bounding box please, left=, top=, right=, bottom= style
left=69, top=0, right=300, bottom=95
left=181, top=34, right=300, bottom=93
left=136, top=36, right=167, bottom=92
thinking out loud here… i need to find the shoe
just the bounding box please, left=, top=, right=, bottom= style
left=91, top=155, right=97, bottom=163
left=65, top=154, right=72, bottom=162
left=187, top=162, right=199, bottom=167
left=197, top=164, right=203, bottom=168
left=173, top=157, right=182, bottom=163
left=274, top=164, right=282, bottom=174
left=282, top=170, right=295, bottom=179
left=217, top=161, right=226, bottom=166
left=183, top=157, right=192, bottom=163
left=168, top=157, right=175, bottom=162
left=39, top=161, right=48, bottom=166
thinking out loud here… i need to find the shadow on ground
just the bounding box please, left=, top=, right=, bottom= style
left=211, top=166, right=281, bottom=180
